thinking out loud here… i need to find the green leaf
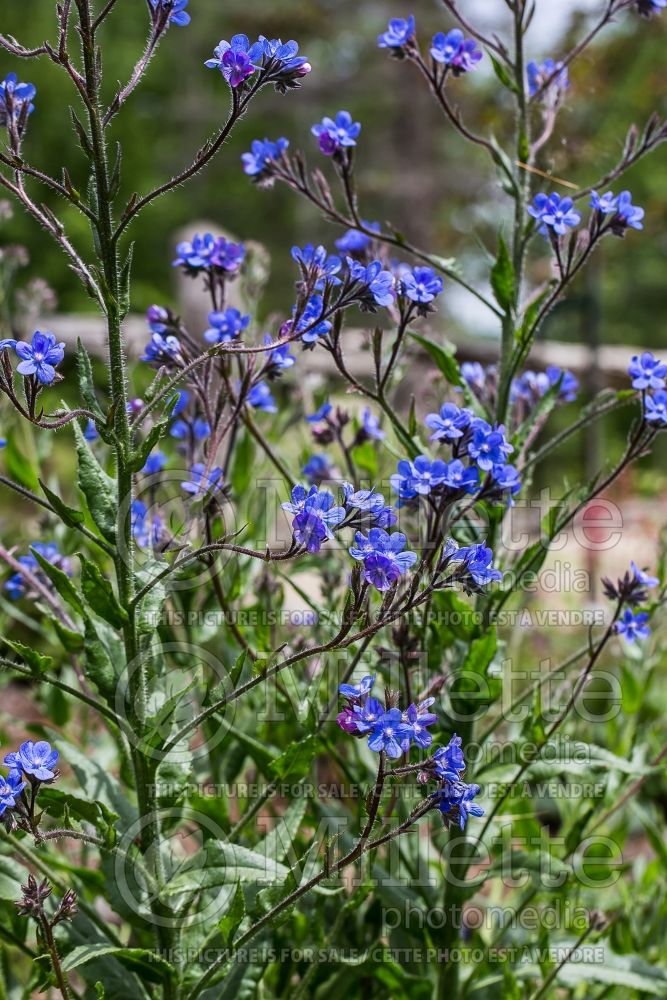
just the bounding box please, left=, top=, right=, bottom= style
left=163, top=843, right=289, bottom=894
left=2, top=638, right=53, bottom=675
left=61, top=944, right=173, bottom=979
left=218, top=881, right=245, bottom=947
left=31, top=547, right=85, bottom=617
left=119, top=244, right=134, bottom=321
left=491, top=234, right=515, bottom=313
left=40, top=480, right=85, bottom=528
left=79, top=554, right=127, bottom=628
left=231, top=427, right=257, bottom=496
left=129, top=417, right=170, bottom=474
left=83, top=619, right=116, bottom=698
left=76, top=338, right=106, bottom=421
left=489, top=52, right=519, bottom=93
left=270, top=734, right=321, bottom=780
left=73, top=421, right=117, bottom=543
left=409, top=331, right=463, bottom=388
left=3, top=431, right=39, bottom=493
left=350, top=440, right=378, bottom=478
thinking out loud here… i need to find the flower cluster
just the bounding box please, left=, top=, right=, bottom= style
left=511, top=366, right=579, bottom=404
left=4, top=543, right=71, bottom=600
left=602, top=561, right=659, bottom=643
left=242, top=137, right=289, bottom=182
left=419, top=735, right=485, bottom=830
left=0, top=332, right=66, bottom=386
left=311, top=111, right=361, bottom=157
left=0, top=741, right=59, bottom=828
left=430, top=30, right=483, bottom=74
left=629, top=351, right=667, bottom=426
left=0, top=73, right=36, bottom=130
left=172, top=233, right=245, bottom=276
left=149, top=0, right=190, bottom=27
left=590, top=190, right=645, bottom=235
left=528, top=193, right=581, bottom=236
left=527, top=58, right=569, bottom=102
left=206, top=34, right=310, bottom=92
left=529, top=189, right=646, bottom=241
left=377, top=17, right=416, bottom=53
left=336, top=674, right=436, bottom=756
left=349, top=528, right=416, bottom=591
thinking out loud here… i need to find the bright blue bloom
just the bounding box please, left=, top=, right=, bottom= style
left=335, top=221, right=380, bottom=254
left=306, top=401, right=332, bottom=423
left=346, top=259, right=395, bottom=308
left=399, top=701, right=437, bottom=750
left=146, top=304, right=169, bottom=330
left=263, top=333, right=295, bottom=372
left=242, top=137, right=289, bottom=177
left=0, top=73, right=36, bottom=125
left=83, top=419, right=98, bottom=442
left=14, top=331, right=65, bottom=384
left=182, top=464, right=224, bottom=496
left=361, top=407, right=385, bottom=440
left=467, top=420, right=513, bottom=471
left=645, top=390, right=667, bottom=424
left=204, top=308, right=250, bottom=345
left=628, top=352, right=667, bottom=390
left=610, top=191, right=645, bottom=234
left=292, top=244, right=342, bottom=286
left=368, top=708, right=406, bottom=758
left=131, top=500, right=164, bottom=548
left=349, top=528, right=417, bottom=574
left=451, top=543, right=502, bottom=586
left=143, top=450, right=167, bottom=475
left=528, top=192, right=581, bottom=236
left=527, top=59, right=569, bottom=99
left=342, top=484, right=396, bottom=528
left=433, top=734, right=465, bottom=780
left=630, top=562, right=659, bottom=589
left=149, top=0, right=190, bottom=26
left=590, top=190, right=618, bottom=215
left=205, top=34, right=264, bottom=87
left=171, top=389, right=190, bottom=416
left=247, top=381, right=277, bottom=413
left=490, top=463, right=522, bottom=504
left=294, top=295, right=332, bottom=344
left=430, top=30, right=483, bottom=74
left=614, top=608, right=650, bottom=642
left=303, top=454, right=332, bottom=484
left=282, top=486, right=345, bottom=553
left=141, top=331, right=182, bottom=364
left=259, top=36, right=310, bottom=74
left=0, top=770, right=25, bottom=815
left=398, top=266, right=444, bottom=304
left=5, top=740, right=58, bottom=781
left=337, top=696, right=384, bottom=734
left=0, top=338, right=17, bottom=352
left=173, top=233, right=245, bottom=272
left=311, top=111, right=361, bottom=156
left=436, top=780, right=484, bottom=830
left=425, top=403, right=472, bottom=442
left=442, top=459, right=480, bottom=494
left=377, top=16, right=416, bottom=49
left=391, top=455, right=448, bottom=499
left=170, top=416, right=210, bottom=441
left=547, top=365, right=579, bottom=401
left=339, top=673, right=375, bottom=700
left=363, top=553, right=404, bottom=590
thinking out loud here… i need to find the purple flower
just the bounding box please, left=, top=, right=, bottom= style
left=247, top=381, right=277, bottom=413
left=342, top=485, right=396, bottom=528
left=467, top=420, right=513, bottom=471
left=645, top=390, right=667, bottom=425
left=141, top=331, right=182, bottom=364
left=398, top=266, right=444, bottom=305
left=242, top=137, right=289, bottom=178
left=377, top=16, right=416, bottom=50
left=282, top=486, right=345, bottom=553
left=0, top=73, right=36, bottom=127
left=362, top=555, right=402, bottom=591
left=5, top=740, right=58, bottom=781
left=0, top=770, right=26, bottom=816
left=205, top=34, right=264, bottom=88
left=527, top=59, right=569, bottom=100
left=14, top=331, right=65, bottom=384
left=346, top=259, right=395, bottom=309
left=425, top=403, right=472, bottom=442
left=204, top=308, right=250, bottom=345
left=528, top=192, right=581, bottom=236
left=460, top=361, right=486, bottom=391
left=311, top=111, right=361, bottom=156
left=181, top=464, right=224, bottom=496
left=149, top=0, right=190, bottom=26
left=630, top=562, right=659, bottom=589
left=368, top=708, right=405, bottom=758
left=84, top=419, right=98, bottom=442
left=173, top=233, right=245, bottom=273
left=430, top=30, right=483, bottom=74
left=391, top=455, right=449, bottom=499
left=399, top=701, right=437, bottom=750
left=614, top=609, right=650, bottom=643
left=628, top=352, right=667, bottom=391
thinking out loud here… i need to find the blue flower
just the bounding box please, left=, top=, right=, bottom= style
left=590, top=190, right=618, bottom=215
left=346, top=259, right=395, bottom=308
left=263, top=333, right=295, bottom=373
left=306, top=401, right=332, bottom=423
left=467, top=420, right=513, bottom=471
left=146, top=304, right=170, bottom=330
left=399, top=701, right=437, bottom=750
left=391, top=455, right=448, bottom=499
left=5, top=740, right=58, bottom=781
left=335, top=221, right=380, bottom=254
left=83, top=419, right=99, bottom=442
left=205, top=34, right=264, bottom=87
left=368, top=708, right=406, bottom=758
left=628, top=352, right=667, bottom=390
left=311, top=111, right=361, bottom=156
left=143, top=450, right=167, bottom=475
left=282, top=486, right=345, bottom=553
left=425, top=403, right=472, bottom=442
left=247, top=381, right=277, bottom=413
left=170, top=416, right=210, bottom=441
left=292, top=244, right=342, bottom=287
left=303, top=454, right=333, bottom=484
left=433, top=734, right=465, bottom=780
left=342, top=485, right=396, bottom=527
left=645, top=390, right=667, bottom=425
left=430, top=30, right=483, bottom=74
left=360, top=407, right=385, bottom=440
left=630, top=561, right=659, bottom=589
left=490, top=463, right=522, bottom=505
left=0, top=770, right=25, bottom=816
left=293, top=295, right=332, bottom=344
left=0, top=73, right=36, bottom=126
left=131, top=500, right=164, bottom=548
left=141, top=331, right=182, bottom=364
left=149, top=0, right=190, bottom=26
left=204, top=308, right=250, bottom=345
left=610, top=191, right=645, bottom=235
left=398, top=266, right=444, bottom=305
left=173, top=233, right=245, bottom=272
left=442, top=459, right=480, bottom=494
left=451, top=543, right=502, bottom=587
left=527, top=59, right=569, bottom=99
left=460, top=361, right=486, bottom=391
left=435, top=779, right=484, bottom=830
left=339, top=673, right=376, bottom=700
left=170, top=389, right=190, bottom=416
left=349, top=528, right=417, bottom=574
left=528, top=192, right=581, bottom=236
left=614, top=609, right=650, bottom=643
left=377, top=16, right=416, bottom=50
left=339, top=696, right=385, bottom=735
left=637, top=0, right=667, bottom=16
left=182, top=464, right=224, bottom=496
left=4, top=543, right=72, bottom=600
left=547, top=365, right=578, bottom=402
left=242, top=137, right=289, bottom=178
left=14, top=331, right=65, bottom=384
